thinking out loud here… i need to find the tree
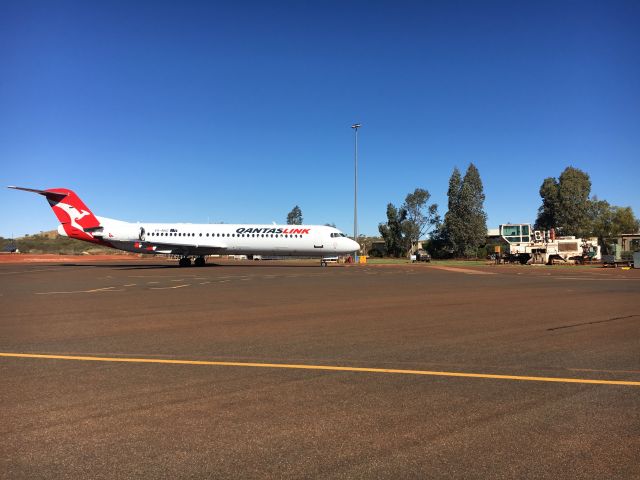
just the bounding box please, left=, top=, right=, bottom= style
left=458, top=163, right=487, bottom=257
left=590, top=199, right=639, bottom=252
left=439, top=167, right=463, bottom=256
left=378, top=203, right=406, bottom=257
left=378, top=188, right=440, bottom=257
left=400, top=188, right=440, bottom=254
left=535, top=166, right=592, bottom=237
left=556, top=167, right=592, bottom=237
left=286, top=205, right=303, bottom=225
left=440, top=164, right=487, bottom=257
left=534, top=177, right=560, bottom=231
left=611, top=206, right=639, bottom=234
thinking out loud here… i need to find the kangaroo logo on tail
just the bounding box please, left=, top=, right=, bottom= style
left=49, top=202, right=91, bottom=233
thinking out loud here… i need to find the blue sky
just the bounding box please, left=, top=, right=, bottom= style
left=1, top=1, right=639, bottom=238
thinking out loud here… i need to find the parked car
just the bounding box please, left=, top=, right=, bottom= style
left=415, top=249, right=431, bottom=262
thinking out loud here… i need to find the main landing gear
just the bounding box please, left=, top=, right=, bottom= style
left=178, top=256, right=206, bottom=267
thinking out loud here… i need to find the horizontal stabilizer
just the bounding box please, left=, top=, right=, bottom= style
left=8, top=186, right=68, bottom=201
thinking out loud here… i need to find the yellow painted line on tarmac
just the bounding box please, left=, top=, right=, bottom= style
left=0, top=353, right=639, bottom=387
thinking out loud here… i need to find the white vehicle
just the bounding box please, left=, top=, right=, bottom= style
left=9, top=186, right=360, bottom=267
left=500, top=223, right=601, bottom=265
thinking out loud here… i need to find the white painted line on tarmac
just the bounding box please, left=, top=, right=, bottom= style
left=553, top=276, right=639, bottom=281
left=149, top=284, right=190, bottom=290
left=35, top=286, right=122, bottom=295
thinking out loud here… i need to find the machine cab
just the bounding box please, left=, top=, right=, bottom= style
left=500, top=224, right=532, bottom=245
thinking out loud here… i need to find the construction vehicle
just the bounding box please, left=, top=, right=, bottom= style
left=499, top=224, right=601, bottom=265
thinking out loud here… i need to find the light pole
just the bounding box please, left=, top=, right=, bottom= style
left=351, top=123, right=361, bottom=246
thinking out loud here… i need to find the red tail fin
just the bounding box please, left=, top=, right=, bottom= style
left=9, top=186, right=101, bottom=241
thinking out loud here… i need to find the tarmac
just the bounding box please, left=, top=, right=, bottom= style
left=1, top=258, right=639, bottom=478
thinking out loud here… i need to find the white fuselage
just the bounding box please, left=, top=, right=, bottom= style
left=92, top=217, right=360, bottom=258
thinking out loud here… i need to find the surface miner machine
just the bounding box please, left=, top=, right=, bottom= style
left=499, top=224, right=601, bottom=265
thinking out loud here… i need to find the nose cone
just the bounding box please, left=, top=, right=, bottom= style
left=348, top=238, right=360, bottom=252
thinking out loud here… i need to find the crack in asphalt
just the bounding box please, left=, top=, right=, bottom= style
left=547, top=314, right=639, bottom=331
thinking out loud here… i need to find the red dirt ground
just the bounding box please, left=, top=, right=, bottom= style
left=0, top=253, right=142, bottom=263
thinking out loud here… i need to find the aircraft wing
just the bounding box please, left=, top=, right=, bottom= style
left=129, top=238, right=228, bottom=257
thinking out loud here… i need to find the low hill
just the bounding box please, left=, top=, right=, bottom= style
left=0, top=231, right=117, bottom=255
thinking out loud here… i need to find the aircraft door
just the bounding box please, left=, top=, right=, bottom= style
left=139, top=227, right=146, bottom=241
left=313, top=230, right=324, bottom=249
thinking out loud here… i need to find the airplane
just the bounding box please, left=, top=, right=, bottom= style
left=9, top=186, right=360, bottom=267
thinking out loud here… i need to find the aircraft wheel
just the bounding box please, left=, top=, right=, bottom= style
left=194, top=256, right=206, bottom=267
left=179, top=257, right=192, bottom=267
